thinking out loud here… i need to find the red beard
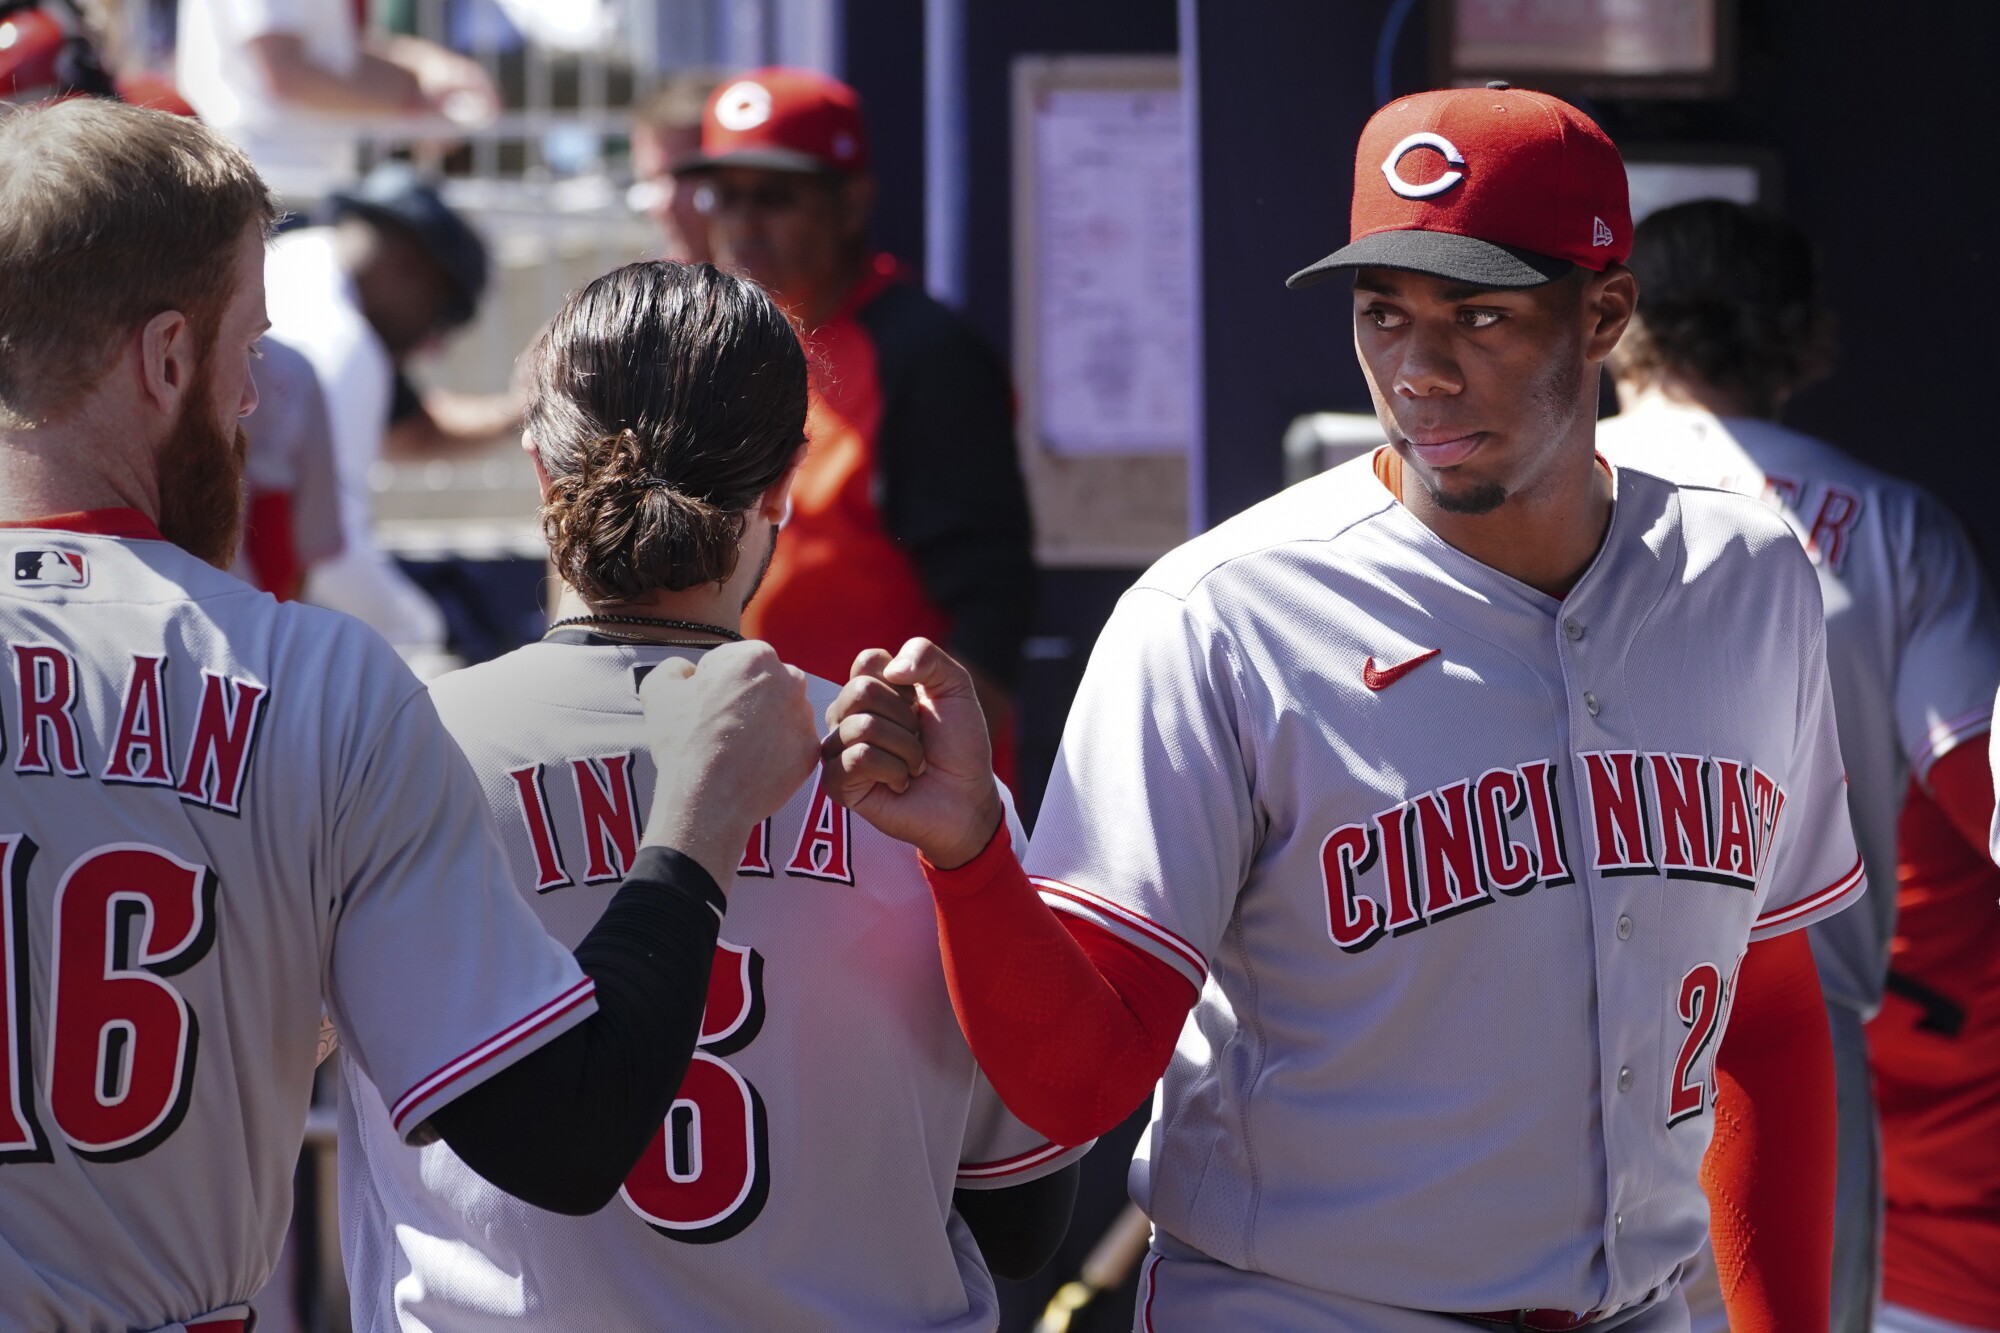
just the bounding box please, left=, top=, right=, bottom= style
left=156, top=367, right=248, bottom=570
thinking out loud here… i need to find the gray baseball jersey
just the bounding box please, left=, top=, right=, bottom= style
left=0, top=513, right=593, bottom=1331
left=1598, top=400, right=2000, bottom=1015
left=1026, top=456, right=1863, bottom=1328
left=338, top=637, right=1087, bottom=1333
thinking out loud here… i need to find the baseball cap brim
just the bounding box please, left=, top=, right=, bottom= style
left=1286, top=230, right=1572, bottom=291
left=673, top=147, right=840, bottom=175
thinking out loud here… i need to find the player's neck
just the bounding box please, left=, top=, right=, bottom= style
left=548, top=583, right=745, bottom=639
left=1395, top=445, right=1615, bottom=600
left=0, top=417, right=161, bottom=527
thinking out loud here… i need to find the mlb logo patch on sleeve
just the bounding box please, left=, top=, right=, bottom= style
left=12, top=549, right=88, bottom=588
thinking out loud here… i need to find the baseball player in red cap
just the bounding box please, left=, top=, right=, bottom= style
left=676, top=67, right=1038, bottom=784
left=822, top=85, right=1857, bottom=1331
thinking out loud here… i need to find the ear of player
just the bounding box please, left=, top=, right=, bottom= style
left=822, top=638, right=1004, bottom=871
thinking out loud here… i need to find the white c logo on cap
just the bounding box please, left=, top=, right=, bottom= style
left=1381, top=132, right=1466, bottom=200
left=715, top=80, right=773, bottom=132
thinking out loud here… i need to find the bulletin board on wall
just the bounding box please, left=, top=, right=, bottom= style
left=1012, top=54, right=1192, bottom=567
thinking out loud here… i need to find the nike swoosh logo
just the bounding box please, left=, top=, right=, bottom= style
left=1362, top=648, right=1441, bottom=691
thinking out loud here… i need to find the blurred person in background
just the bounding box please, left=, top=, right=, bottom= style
left=266, top=161, right=505, bottom=668
left=174, top=0, right=499, bottom=201
left=629, top=67, right=722, bottom=264
left=233, top=335, right=343, bottom=600
left=1598, top=199, right=2000, bottom=1333
left=677, top=67, right=1036, bottom=781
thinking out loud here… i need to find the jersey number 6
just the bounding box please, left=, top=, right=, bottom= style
left=1, top=834, right=219, bottom=1165
left=619, top=939, right=770, bottom=1243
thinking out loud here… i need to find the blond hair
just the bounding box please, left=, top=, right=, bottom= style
left=0, top=99, right=276, bottom=428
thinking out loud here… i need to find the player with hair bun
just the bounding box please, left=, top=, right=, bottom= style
left=339, top=258, right=1084, bottom=1333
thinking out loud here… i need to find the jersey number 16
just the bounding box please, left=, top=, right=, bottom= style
left=1, top=834, right=219, bottom=1165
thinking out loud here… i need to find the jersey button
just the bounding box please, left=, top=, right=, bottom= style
left=1617, top=1066, right=1633, bottom=1092
left=1615, top=1212, right=1624, bottom=1234
left=1616, top=914, right=1633, bottom=939
left=1564, top=619, right=1584, bottom=641
left=1584, top=692, right=1601, bottom=716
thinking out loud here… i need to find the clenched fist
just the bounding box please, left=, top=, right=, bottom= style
left=820, top=638, right=1004, bottom=869
left=639, top=640, right=818, bottom=885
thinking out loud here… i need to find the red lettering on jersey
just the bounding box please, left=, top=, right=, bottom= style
left=1416, top=780, right=1491, bottom=919
left=1711, top=760, right=1758, bottom=887
left=12, top=645, right=86, bottom=777
left=0, top=835, right=51, bottom=1162
left=1319, top=822, right=1384, bottom=952
left=1474, top=767, right=1537, bottom=895
left=737, top=820, right=773, bottom=878
left=1516, top=759, right=1574, bottom=887
left=698, top=939, right=765, bottom=1054
left=1751, top=767, right=1787, bottom=876
left=1806, top=486, right=1863, bottom=573
left=1763, top=473, right=1802, bottom=511
left=173, top=671, right=268, bottom=814
left=46, top=845, right=216, bottom=1159
left=1375, top=803, right=1423, bottom=933
left=1650, top=753, right=1713, bottom=877
left=105, top=656, right=174, bottom=787
left=507, top=764, right=571, bottom=893
left=1582, top=751, right=1655, bottom=875
left=785, top=786, right=853, bottom=884
left=572, top=753, right=640, bottom=884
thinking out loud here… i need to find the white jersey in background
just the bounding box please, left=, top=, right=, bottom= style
left=1599, top=398, right=2000, bottom=1015
left=1026, top=456, right=1863, bottom=1329
left=0, top=514, right=593, bottom=1331
left=339, top=637, right=1088, bottom=1333
left=174, top=0, right=362, bottom=202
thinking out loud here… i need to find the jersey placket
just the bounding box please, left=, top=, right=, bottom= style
left=1552, top=490, right=1679, bottom=1315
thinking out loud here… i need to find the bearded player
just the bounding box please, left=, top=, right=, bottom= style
left=1598, top=200, right=2000, bottom=1333
left=338, top=260, right=1083, bottom=1333
left=824, top=86, right=1859, bottom=1331
left=0, top=101, right=819, bottom=1332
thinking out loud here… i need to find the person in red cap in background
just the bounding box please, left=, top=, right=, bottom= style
left=821, top=84, right=1854, bottom=1331
left=677, top=67, right=1035, bottom=783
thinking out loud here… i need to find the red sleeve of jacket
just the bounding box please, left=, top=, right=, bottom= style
left=1702, top=929, right=1837, bottom=1333
left=923, top=828, right=1198, bottom=1147
left=1921, top=734, right=1994, bottom=859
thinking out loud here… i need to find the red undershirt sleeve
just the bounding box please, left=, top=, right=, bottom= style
left=922, top=826, right=1199, bottom=1148
left=1702, top=928, right=1837, bottom=1333
left=1920, top=733, right=1995, bottom=857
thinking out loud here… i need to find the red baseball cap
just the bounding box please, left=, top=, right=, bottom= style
left=1288, top=83, right=1630, bottom=290
left=677, top=67, right=868, bottom=176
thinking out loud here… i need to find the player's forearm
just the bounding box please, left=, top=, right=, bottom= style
left=243, top=34, right=426, bottom=116
left=427, top=847, right=723, bottom=1213
left=953, top=1162, right=1080, bottom=1280
left=1702, top=931, right=1836, bottom=1333
left=924, top=828, right=1196, bottom=1147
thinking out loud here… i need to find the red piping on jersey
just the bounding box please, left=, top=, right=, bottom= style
left=0, top=508, right=165, bottom=540
left=391, top=978, right=597, bottom=1132
left=1030, top=877, right=1209, bottom=983
left=1751, top=856, right=1864, bottom=932
left=957, top=1140, right=1071, bottom=1181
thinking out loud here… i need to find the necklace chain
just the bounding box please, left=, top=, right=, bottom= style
left=544, top=613, right=744, bottom=646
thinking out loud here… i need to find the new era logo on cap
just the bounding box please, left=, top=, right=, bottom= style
left=12, top=549, right=87, bottom=587
left=1288, top=84, right=1630, bottom=291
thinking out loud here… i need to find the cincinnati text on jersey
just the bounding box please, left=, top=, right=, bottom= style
left=1319, top=750, right=1787, bottom=952
left=1, top=645, right=270, bottom=814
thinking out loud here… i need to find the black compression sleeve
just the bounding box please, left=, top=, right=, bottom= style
left=426, top=846, right=724, bottom=1214
left=953, top=1162, right=1080, bottom=1280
